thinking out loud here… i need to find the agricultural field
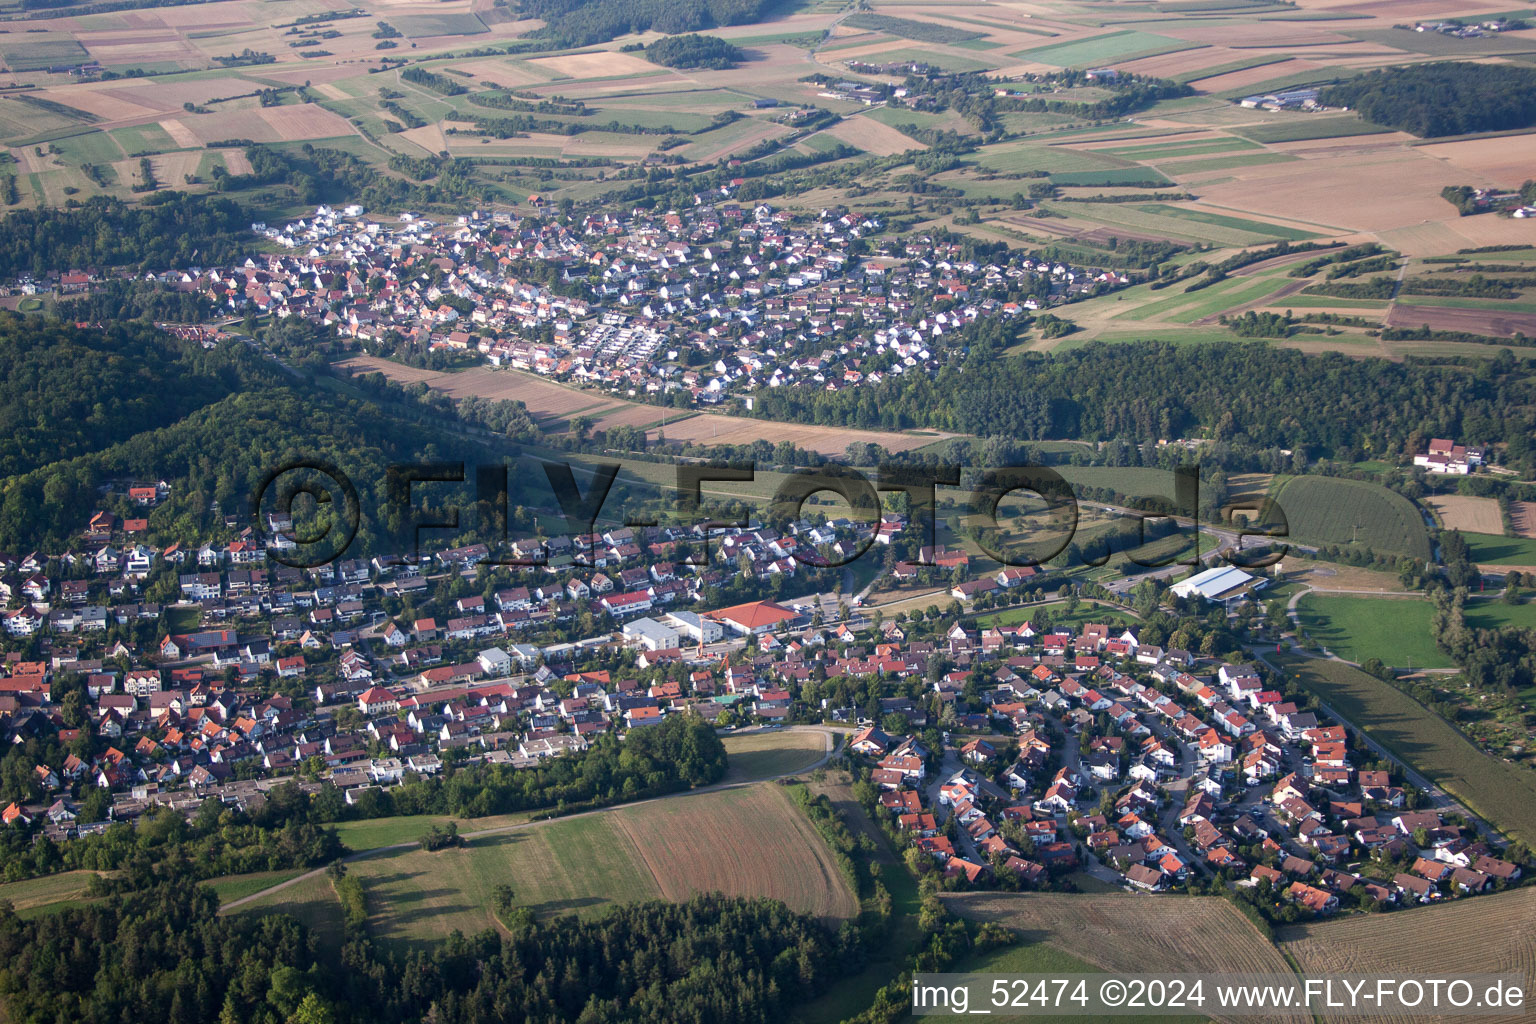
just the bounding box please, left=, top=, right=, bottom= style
left=334, top=356, right=942, bottom=456
left=943, top=892, right=1293, bottom=981
left=720, top=728, right=832, bottom=783
left=347, top=783, right=857, bottom=950
left=0, top=870, right=101, bottom=919
left=1280, top=887, right=1536, bottom=1024
left=1273, top=655, right=1536, bottom=844
left=1294, top=594, right=1453, bottom=669
left=1511, top=501, right=1536, bottom=540
left=1272, top=476, right=1431, bottom=560
left=1424, top=494, right=1504, bottom=534
left=1461, top=531, right=1536, bottom=568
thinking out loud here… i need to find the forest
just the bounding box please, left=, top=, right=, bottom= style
left=0, top=193, right=251, bottom=276
left=0, top=873, right=852, bottom=1024
left=747, top=327, right=1536, bottom=455
left=1320, top=61, right=1536, bottom=138
left=0, top=314, right=247, bottom=478
left=645, top=33, right=744, bottom=69
left=521, top=0, right=786, bottom=48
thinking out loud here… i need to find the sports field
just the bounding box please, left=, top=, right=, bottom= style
left=1294, top=594, right=1451, bottom=669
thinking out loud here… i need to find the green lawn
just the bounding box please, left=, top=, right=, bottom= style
left=978, top=601, right=1137, bottom=630
left=1462, top=531, right=1536, bottom=566
left=1294, top=594, right=1452, bottom=668
left=331, top=810, right=536, bottom=852
left=1273, top=654, right=1536, bottom=844
left=721, top=729, right=828, bottom=783
left=204, top=869, right=304, bottom=905
left=1463, top=597, right=1536, bottom=630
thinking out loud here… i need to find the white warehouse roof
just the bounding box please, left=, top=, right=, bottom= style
left=1171, top=565, right=1258, bottom=602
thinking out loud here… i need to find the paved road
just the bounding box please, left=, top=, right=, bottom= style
left=219, top=724, right=841, bottom=913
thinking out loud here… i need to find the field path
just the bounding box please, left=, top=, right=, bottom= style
left=219, top=725, right=838, bottom=913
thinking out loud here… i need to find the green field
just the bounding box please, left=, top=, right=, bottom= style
left=1235, top=117, right=1394, bottom=143
left=390, top=12, right=488, bottom=37
left=1273, top=654, right=1536, bottom=843
left=1160, top=151, right=1300, bottom=174
left=1138, top=203, right=1318, bottom=240
left=1014, top=30, right=1196, bottom=68
left=1050, top=167, right=1174, bottom=187
left=0, top=870, right=101, bottom=918
left=721, top=729, right=829, bottom=783
left=1462, top=531, right=1536, bottom=566
left=205, top=869, right=305, bottom=905
left=0, top=38, right=89, bottom=72
left=230, top=870, right=344, bottom=950
left=1274, top=476, right=1432, bottom=559
left=346, top=783, right=857, bottom=951
left=867, top=47, right=997, bottom=73
left=1294, top=594, right=1452, bottom=668
left=1463, top=597, right=1536, bottom=630
left=1103, top=137, right=1262, bottom=159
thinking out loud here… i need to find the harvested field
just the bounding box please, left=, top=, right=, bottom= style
left=1278, top=556, right=1404, bottom=592
left=1424, top=494, right=1503, bottom=534
left=1191, top=146, right=1464, bottom=241
left=1510, top=501, right=1536, bottom=540
left=36, top=85, right=158, bottom=121
left=945, top=892, right=1292, bottom=1008
left=1279, top=887, right=1536, bottom=1024
left=648, top=412, right=946, bottom=456
left=1188, top=58, right=1321, bottom=93
left=1387, top=302, right=1536, bottom=339
left=149, top=150, right=203, bottom=183
left=333, top=356, right=940, bottom=454
left=528, top=51, right=659, bottom=79
left=350, top=783, right=857, bottom=949
left=221, top=147, right=252, bottom=175
left=1417, top=133, right=1536, bottom=186
left=823, top=114, right=926, bottom=155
